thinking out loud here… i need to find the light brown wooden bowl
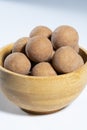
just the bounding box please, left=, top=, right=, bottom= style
left=0, top=44, right=87, bottom=114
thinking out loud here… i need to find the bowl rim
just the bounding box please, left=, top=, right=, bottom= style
left=0, top=44, right=87, bottom=79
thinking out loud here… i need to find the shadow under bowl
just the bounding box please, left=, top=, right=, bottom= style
left=0, top=44, right=87, bottom=114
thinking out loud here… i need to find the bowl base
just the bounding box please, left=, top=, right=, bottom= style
left=21, top=106, right=67, bottom=115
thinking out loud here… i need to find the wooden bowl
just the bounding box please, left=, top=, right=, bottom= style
left=0, top=44, right=87, bottom=114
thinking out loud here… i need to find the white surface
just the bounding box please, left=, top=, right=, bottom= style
left=0, top=0, right=87, bottom=130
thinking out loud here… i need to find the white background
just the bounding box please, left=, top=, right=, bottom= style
left=0, top=0, right=87, bottom=130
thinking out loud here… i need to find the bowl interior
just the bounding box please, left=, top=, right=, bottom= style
left=79, top=48, right=87, bottom=63
left=0, top=44, right=13, bottom=67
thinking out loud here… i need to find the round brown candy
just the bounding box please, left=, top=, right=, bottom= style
left=30, top=25, right=52, bottom=38
left=25, top=36, right=53, bottom=62
left=31, top=62, right=57, bottom=76
left=52, top=46, right=84, bottom=73
left=51, top=25, right=79, bottom=52
left=12, top=37, right=29, bottom=53
left=4, top=52, right=31, bottom=75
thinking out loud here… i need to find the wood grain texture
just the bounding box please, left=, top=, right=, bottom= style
left=0, top=44, right=87, bottom=114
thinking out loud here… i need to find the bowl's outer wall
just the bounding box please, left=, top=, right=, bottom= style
left=0, top=44, right=87, bottom=113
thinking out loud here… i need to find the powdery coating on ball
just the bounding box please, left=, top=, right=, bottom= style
left=50, top=50, right=55, bottom=60
left=31, top=62, right=57, bottom=76
left=73, top=44, right=79, bottom=53
left=12, top=37, right=29, bottom=53
left=25, top=36, right=53, bottom=62
left=30, top=26, right=52, bottom=38
left=52, top=50, right=55, bottom=57
left=4, top=52, right=31, bottom=75
left=51, top=25, right=79, bottom=52
left=52, top=46, right=84, bottom=73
